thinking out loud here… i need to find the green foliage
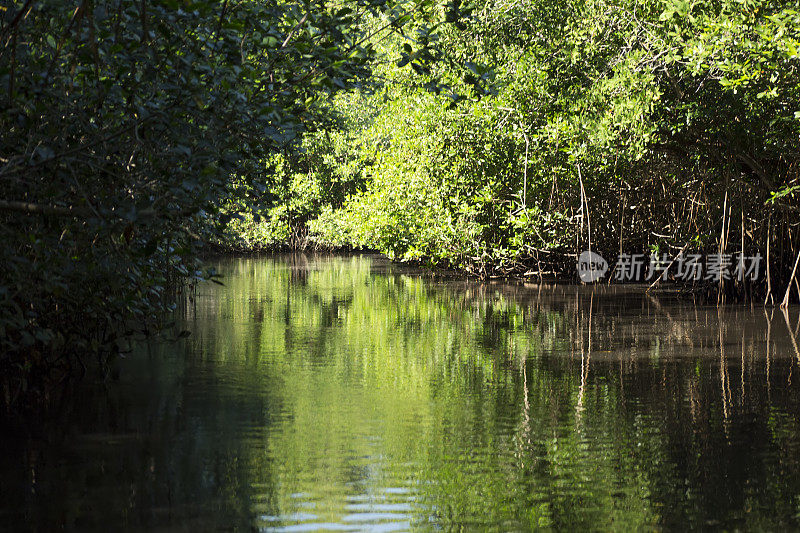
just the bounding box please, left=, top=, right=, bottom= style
left=309, top=88, right=572, bottom=274
left=303, top=0, right=800, bottom=282
left=0, top=0, right=459, bottom=403
left=216, top=94, right=373, bottom=250
left=3, top=0, right=800, bottom=403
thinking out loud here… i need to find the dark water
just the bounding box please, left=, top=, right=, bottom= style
left=3, top=254, right=800, bottom=531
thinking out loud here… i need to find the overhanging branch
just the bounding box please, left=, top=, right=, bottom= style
left=0, top=199, right=88, bottom=217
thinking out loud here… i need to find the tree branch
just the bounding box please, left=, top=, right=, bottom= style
left=0, top=199, right=88, bottom=217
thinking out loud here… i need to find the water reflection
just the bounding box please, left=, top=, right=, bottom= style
left=2, top=254, right=800, bottom=531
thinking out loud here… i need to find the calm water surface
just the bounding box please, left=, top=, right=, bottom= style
left=3, top=254, right=800, bottom=531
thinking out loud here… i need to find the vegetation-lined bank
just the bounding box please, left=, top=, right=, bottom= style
left=1, top=0, right=799, bottom=405
left=245, top=0, right=800, bottom=302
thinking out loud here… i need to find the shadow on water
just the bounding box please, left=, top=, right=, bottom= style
left=2, top=253, right=800, bottom=531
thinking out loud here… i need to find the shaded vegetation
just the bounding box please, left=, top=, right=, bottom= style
left=0, top=0, right=452, bottom=405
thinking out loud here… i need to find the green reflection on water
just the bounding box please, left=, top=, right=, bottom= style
left=3, top=254, right=800, bottom=531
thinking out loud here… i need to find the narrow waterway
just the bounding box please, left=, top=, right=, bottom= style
left=3, top=254, right=800, bottom=531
